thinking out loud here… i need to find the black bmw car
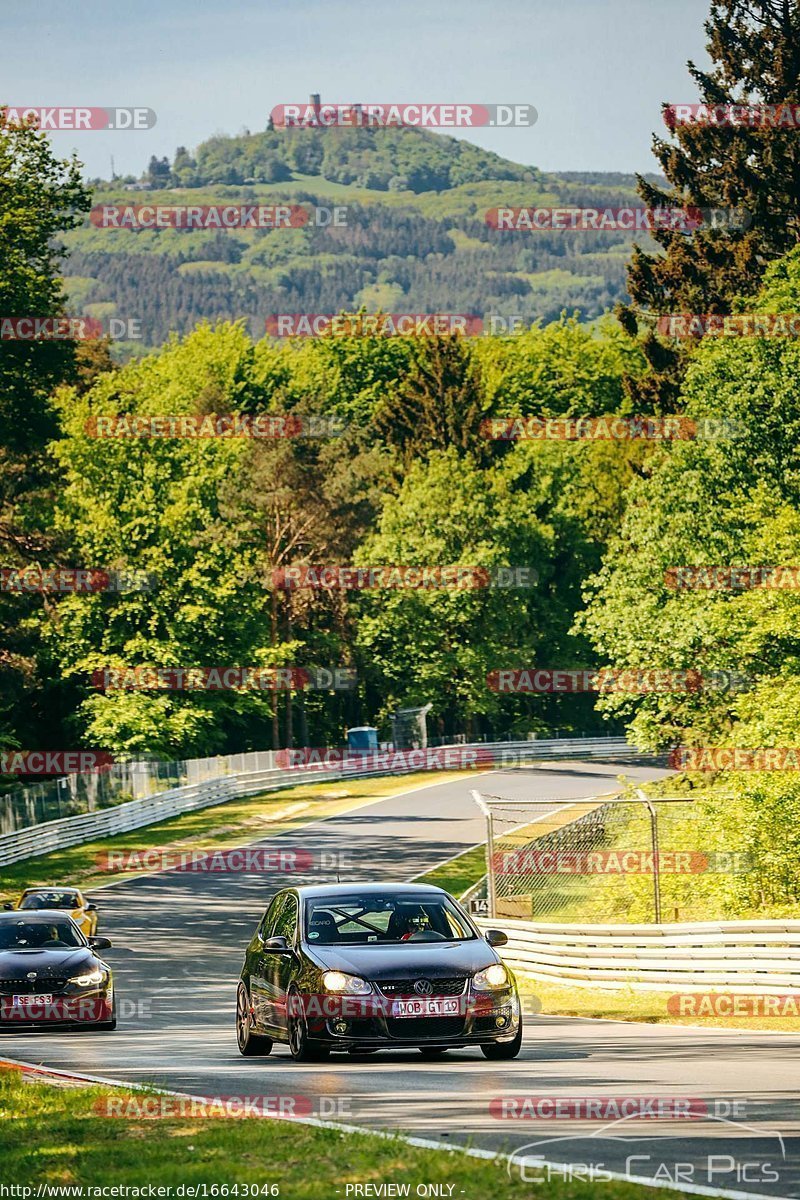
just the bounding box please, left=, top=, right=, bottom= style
left=236, top=882, right=522, bottom=1061
left=0, top=911, right=115, bottom=1030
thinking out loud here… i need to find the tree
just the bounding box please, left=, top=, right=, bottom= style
left=581, top=245, right=800, bottom=750
left=373, top=334, right=492, bottom=465
left=0, top=111, right=90, bottom=753
left=619, top=0, right=800, bottom=409
left=353, top=447, right=567, bottom=738
left=45, top=325, right=292, bottom=758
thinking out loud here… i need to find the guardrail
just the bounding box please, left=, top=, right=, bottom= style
left=0, top=736, right=653, bottom=869
left=475, top=917, right=800, bottom=993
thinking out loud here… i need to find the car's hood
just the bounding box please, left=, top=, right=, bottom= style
left=304, top=938, right=499, bottom=979
left=0, top=948, right=96, bottom=979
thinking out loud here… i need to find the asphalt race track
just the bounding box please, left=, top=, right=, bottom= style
left=2, top=762, right=799, bottom=1199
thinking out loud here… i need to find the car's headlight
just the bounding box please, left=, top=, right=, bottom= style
left=473, top=964, right=509, bottom=991
left=322, top=971, right=371, bottom=995
left=68, top=968, right=107, bottom=987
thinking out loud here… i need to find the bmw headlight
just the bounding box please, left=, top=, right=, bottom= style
left=322, top=971, right=371, bottom=995
left=473, top=964, right=509, bottom=991
left=68, top=968, right=107, bottom=988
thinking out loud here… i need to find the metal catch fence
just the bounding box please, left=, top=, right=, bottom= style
left=472, top=788, right=746, bottom=924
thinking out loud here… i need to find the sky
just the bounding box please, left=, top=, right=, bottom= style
left=1, top=0, right=711, bottom=180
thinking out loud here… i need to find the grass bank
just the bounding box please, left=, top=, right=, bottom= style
left=0, top=1065, right=683, bottom=1199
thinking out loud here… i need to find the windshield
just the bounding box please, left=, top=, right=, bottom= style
left=20, top=892, right=78, bottom=910
left=0, top=920, right=85, bottom=950
left=305, top=893, right=476, bottom=945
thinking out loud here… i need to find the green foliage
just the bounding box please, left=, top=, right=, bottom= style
left=0, top=114, right=91, bottom=754
left=621, top=0, right=800, bottom=408
left=45, top=325, right=288, bottom=757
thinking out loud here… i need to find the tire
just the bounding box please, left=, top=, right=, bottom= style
left=481, top=1022, right=523, bottom=1060
left=418, top=1047, right=448, bottom=1058
left=237, top=983, right=273, bottom=1057
left=287, top=988, right=330, bottom=1062
left=95, top=997, right=117, bottom=1031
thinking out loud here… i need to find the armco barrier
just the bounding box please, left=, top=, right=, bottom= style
left=0, top=736, right=650, bottom=868
left=475, top=917, right=800, bottom=993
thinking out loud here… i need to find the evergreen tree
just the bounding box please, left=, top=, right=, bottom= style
left=373, top=334, right=491, bottom=465
left=619, top=0, right=800, bottom=410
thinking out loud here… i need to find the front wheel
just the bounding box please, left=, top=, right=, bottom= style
left=237, top=983, right=273, bottom=1057
left=481, top=1022, right=523, bottom=1060
left=94, top=996, right=117, bottom=1031
left=287, top=989, right=330, bottom=1062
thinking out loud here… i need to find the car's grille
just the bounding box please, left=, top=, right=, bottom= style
left=0, top=977, right=68, bottom=995
left=377, top=977, right=467, bottom=997
left=386, top=1016, right=465, bottom=1039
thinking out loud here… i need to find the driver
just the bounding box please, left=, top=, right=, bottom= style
left=393, top=908, right=429, bottom=941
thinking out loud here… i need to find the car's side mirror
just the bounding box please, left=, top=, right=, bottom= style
left=89, top=936, right=112, bottom=950
left=86, top=903, right=98, bottom=911
left=2, top=903, right=12, bottom=911
left=262, top=935, right=290, bottom=952
left=484, top=929, right=508, bottom=948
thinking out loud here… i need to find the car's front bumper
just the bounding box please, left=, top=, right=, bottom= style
left=0, top=989, right=114, bottom=1028
left=305, top=987, right=521, bottom=1048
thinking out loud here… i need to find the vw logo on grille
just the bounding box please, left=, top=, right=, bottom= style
left=413, top=979, right=433, bottom=996
left=26, top=972, right=37, bottom=981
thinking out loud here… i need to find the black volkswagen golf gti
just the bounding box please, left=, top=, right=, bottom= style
left=236, top=883, right=522, bottom=1060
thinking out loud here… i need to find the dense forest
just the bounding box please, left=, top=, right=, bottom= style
left=61, top=126, right=656, bottom=349
left=3, top=1, right=800, bottom=915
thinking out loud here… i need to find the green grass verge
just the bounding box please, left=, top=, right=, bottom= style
left=518, top=977, right=800, bottom=1033
left=0, top=1066, right=681, bottom=1198
left=0, top=771, right=470, bottom=905
left=414, top=843, right=486, bottom=898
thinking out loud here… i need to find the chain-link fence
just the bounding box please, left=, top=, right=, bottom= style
left=0, top=750, right=278, bottom=836
left=474, top=789, right=749, bottom=923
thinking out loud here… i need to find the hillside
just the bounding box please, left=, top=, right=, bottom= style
left=62, top=123, right=663, bottom=351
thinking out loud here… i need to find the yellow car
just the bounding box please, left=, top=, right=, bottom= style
left=3, top=887, right=99, bottom=937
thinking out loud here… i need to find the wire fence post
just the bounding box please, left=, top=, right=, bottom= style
left=637, top=788, right=662, bottom=924
left=472, top=789, right=497, bottom=918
